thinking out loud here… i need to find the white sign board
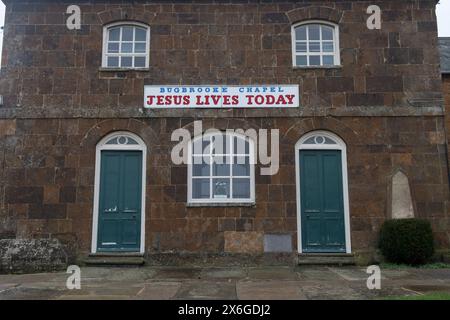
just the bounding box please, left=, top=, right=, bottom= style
left=144, top=85, right=300, bottom=109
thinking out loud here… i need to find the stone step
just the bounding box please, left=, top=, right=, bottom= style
left=297, top=253, right=355, bottom=266
left=84, top=254, right=145, bottom=266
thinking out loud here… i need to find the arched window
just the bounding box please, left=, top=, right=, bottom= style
left=102, top=22, right=150, bottom=69
left=97, top=132, right=146, bottom=150
left=292, top=21, right=340, bottom=67
left=188, top=132, right=255, bottom=204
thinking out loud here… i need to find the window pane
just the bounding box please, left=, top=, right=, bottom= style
left=296, top=56, right=307, bottom=66
left=135, top=43, right=146, bottom=53
left=309, top=55, right=320, bottom=66
left=295, top=26, right=307, bottom=41
left=309, top=41, right=320, bottom=52
left=212, top=135, right=230, bottom=154
left=108, top=43, right=119, bottom=53
left=233, top=156, right=250, bottom=176
left=135, top=28, right=147, bottom=41
left=322, top=26, right=334, bottom=40
left=323, top=41, right=334, bottom=52
left=107, top=56, right=119, bottom=67
left=135, top=57, right=146, bottom=68
left=304, top=137, right=316, bottom=144
left=121, top=43, right=133, bottom=53
left=192, top=179, right=210, bottom=199
left=232, top=178, right=250, bottom=199
left=121, top=56, right=133, bottom=67
left=213, top=156, right=230, bottom=176
left=309, top=25, right=320, bottom=40
left=193, top=138, right=211, bottom=155
left=323, top=55, right=334, bottom=65
left=213, top=178, right=230, bottom=199
left=324, top=137, right=337, bottom=144
left=234, top=136, right=249, bottom=154
left=109, top=28, right=120, bottom=41
left=296, top=42, right=307, bottom=53
left=193, top=156, right=210, bottom=176
left=122, top=26, right=133, bottom=41
left=126, top=138, right=138, bottom=145
left=105, top=137, right=118, bottom=145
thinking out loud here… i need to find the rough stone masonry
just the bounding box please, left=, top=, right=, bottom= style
left=0, top=0, right=448, bottom=270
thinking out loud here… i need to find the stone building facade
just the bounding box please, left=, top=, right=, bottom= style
left=0, top=0, right=449, bottom=264
left=440, top=38, right=450, bottom=171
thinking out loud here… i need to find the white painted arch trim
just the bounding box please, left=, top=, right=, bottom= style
left=294, top=130, right=351, bottom=254
left=91, top=131, right=147, bottom=254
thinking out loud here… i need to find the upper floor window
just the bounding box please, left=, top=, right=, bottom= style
left=292, top=21, right=340, bottom=67
left=188, top=132, right=255, bottom=204
left=102, top=22, right=150, bottom=69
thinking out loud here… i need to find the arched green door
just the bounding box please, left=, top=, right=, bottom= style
left=97, top=150, right=142, bottom=252
left=299, top=150, right=346, bottom=253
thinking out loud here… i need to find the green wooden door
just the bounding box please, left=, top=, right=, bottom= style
left=299, top=150, right=346, bottom=253
left=97, top=150, right=142, bottom=252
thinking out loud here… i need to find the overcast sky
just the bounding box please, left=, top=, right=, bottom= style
left=0, top=1, right=449, bottom=66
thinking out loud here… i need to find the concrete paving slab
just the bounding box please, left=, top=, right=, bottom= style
left=247, top=267, right=298, bottom=280
left=59, top=281, right=144, bottom=297
left=175, top=281, right=237, bottom=300
left=1, top=265, right=449, bottom=300
left=14, top=281, right=67, bottom=290
left=0, top=283, right=19, bottom=294
left=299, top=282, right=365, bottom=300
left=296, top=266, right=341, bottom=281
left=403, top=284, right=450, bottom=293
left=105, top=268, right=157, bottom=281
left=0, top=272, right=67, bottom=284
left=153, top=268, right=202, bottom=280
left=329, top=267, right=387, bottom=281
left=200, top=268, right=246, bottom=280
left=79, top=267, right=119, bottom=279
left=136, top=282, right=182, bottom=299
left=0, top=287, right=63, bottom=300
left=407, top=269, right=450, bottom=281
left=348, top=281, right=411, bottom=299
left=237, top=281, right=306, bottom=300
left=58, top=294, right=134, bottom=300
left=380, top=269, right=416, bottom=280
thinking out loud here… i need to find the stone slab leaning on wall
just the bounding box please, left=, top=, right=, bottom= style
left=0, top=239, right=70, bottom=274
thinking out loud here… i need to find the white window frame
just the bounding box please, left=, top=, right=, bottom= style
left=91, top=131, right=147, bottom=254
left=101, top=21, right=150, bottom=69
left=294, top=130, right=351, bottom=254
left=187, top=132, right=256, bottom=205
left=291, top=20, right=340, bottom=67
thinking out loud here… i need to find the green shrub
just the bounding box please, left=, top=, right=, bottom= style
left=379, top=219, right=434, bottom=265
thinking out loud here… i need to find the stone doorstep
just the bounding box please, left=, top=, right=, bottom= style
left=297, top=253, right=355, bottom=266
left=84, top=253, right=145, bottom=266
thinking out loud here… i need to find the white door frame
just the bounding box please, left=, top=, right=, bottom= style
left=91, top=131, right=147, bottom=254
left=294, top=130, right=351, bottom=254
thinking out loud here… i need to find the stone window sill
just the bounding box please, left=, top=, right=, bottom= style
left=293, top=65, right=343, bottom=70
left=187, top=202, right=256, bottom=208
left=98, top=67, right=150, bottom=72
